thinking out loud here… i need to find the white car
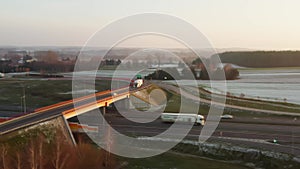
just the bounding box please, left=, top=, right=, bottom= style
left=221, top=114, right=234, bottom=119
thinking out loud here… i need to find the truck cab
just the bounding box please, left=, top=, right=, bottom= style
left=130, top=74, right=144, bottom=88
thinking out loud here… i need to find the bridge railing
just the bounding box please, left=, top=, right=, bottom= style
left=62, top=91, right=130, bottom=119
left=0, top=86, right=129, bottom=124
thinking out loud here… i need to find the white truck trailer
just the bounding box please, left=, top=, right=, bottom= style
left=161, top=113, right=205, bottom=126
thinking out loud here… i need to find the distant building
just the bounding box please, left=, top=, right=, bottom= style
left=7, top=50, right=27, bottom=58
left=34, top=51, right=59, bottom=63
left=7, top=50, right=27, bottom=65
left=0, top=58, right=9, bottom=61
left=23, top=55, right=37, bottom=63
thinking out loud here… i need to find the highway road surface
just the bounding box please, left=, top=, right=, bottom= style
left=76, top=110, right=300, bottom=157
left=1, top=82, right=300, bottom=158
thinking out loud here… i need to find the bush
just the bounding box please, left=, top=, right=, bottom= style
left=0, top=129, right=116, bottom=169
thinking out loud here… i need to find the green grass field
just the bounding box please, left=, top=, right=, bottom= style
left=162, top=87, right=300, bottom=119
left=0, top=78, right=120, bottom=112
left=121, top=152, right=250, bottom=169
left=195, top=86, right=300, bottom=113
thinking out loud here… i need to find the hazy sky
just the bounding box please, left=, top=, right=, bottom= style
left=1, top=0, right=300, bottom=50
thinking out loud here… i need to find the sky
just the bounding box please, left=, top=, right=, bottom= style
left=0, top=0, right=300, bottom=50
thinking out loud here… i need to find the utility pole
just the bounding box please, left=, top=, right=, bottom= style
left=23, top=85, right=26, bottom=113
left=20, top=84, right=26, bottom=114
left=20, top=95, right=23, bottom=113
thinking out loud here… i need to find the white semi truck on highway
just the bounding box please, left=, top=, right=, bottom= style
left=161, top=113, right=205, bottom=126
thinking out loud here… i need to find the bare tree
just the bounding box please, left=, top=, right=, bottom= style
left=38, top=135, right=45, bottom=169
left=28, top=140, right=38, bottom=169
left=0, top=144, right=8, bottom=169
left=51, top=133, right=70, bottom=169
left=0, top=129, right=117, bottom=169
left=15, top=152, right=23, bottom=169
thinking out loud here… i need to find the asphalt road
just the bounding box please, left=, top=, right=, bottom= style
left=77, top=110, right=300, bottom=157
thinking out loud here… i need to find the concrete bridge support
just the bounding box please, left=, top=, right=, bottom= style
left=0, top=115, right=77, bottom=146
left=100, top=106, right=106, bottom=115
left=113, top=98, right=130, bottom=111
left=61, top=116, right=77, bottom=145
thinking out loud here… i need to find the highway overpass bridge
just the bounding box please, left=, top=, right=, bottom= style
left=0, top=85, right=150, bottom=141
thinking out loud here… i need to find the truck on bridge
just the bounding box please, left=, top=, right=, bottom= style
left=130, top=74, right=144, bottom=88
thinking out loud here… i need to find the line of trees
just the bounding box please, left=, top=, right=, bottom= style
left=216, top=51, right=300, bottom=68
left=145, top=65, right=239, bottom=80
left=25, top=61, right=74, bottom=73
left=0, top=130, right=116, bottom=169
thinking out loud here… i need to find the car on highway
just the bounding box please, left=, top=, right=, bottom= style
left=220, top=114, right=234, bottom=119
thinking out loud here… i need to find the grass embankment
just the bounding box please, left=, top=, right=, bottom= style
left=0, top=79, right=123, bottom=112
left=121, top=152, right=250, bottom=169
left=238, top=66, right=300, bottom=71
left=163, top=88, right=210, bottom=115
left=184, top=85, right=300, bottom=114
left=162, top=86, right=300, bottom=118
left=0, top=125, right=56, bottom=144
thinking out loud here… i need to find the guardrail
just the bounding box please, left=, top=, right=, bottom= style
left=0, top=83, right=151, bottom=136
left=0, top=84, right=149, bottom=129
left=62, top=91, right=130, bottom=119
left=0, top=86, right=129, bottom=124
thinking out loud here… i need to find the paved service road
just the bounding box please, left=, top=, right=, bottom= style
left=157, top=83, right=300, bottom=117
